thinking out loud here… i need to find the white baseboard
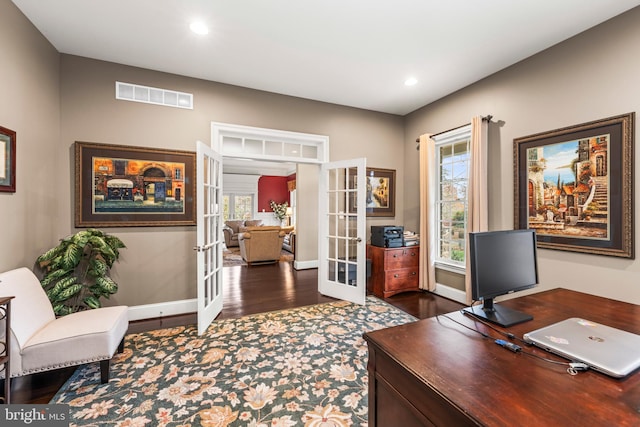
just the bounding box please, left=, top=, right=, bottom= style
left=127, top=298, right=197, bottom=321
left=433, top=283, right=467, bottom=304
left=293, top=259, right=318, bottom=270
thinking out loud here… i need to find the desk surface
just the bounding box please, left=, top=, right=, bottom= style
left=364, top=289, right=640, bottom=426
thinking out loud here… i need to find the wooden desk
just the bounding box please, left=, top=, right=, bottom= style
left=364, top=289, right=640, bottom=426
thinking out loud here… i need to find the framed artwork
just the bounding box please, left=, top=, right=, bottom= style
left=514, top=113, right=634, bottom=258
left=355, top=167, right=396, bottom=217
left=0, top=126, right=16, bottom=193
left=75, top=141, right=196, bottom=227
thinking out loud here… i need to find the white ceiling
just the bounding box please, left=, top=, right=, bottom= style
left=12, top=0, right=640, bottom=116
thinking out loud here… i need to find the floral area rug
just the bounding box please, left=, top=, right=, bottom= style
left=51, top=296, right=416, bottom=426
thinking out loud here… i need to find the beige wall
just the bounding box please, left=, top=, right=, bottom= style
left=57, top=56, right=403, bottom=308
left=0, top=2, right=60, bottom=271
left=0, top=0, right=405, bottom=312
left=404, top=7, right=640, bottom=305
left=4, top=0, right=640, bottom=313
left=295, top=164, right=320, bottom=267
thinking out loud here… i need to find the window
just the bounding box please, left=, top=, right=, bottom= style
left=223, top=193, right=254, bottom=221
left=434, top=125, right=471, bottom=271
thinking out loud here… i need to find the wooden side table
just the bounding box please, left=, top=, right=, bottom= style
left=0, top=296, right=13, bottom=404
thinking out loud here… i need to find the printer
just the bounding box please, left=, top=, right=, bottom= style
left=370, top=225, right=404, bottom=248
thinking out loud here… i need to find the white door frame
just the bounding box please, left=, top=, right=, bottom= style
left=211, top=122, right=329, bottom=269
left=211, top=123, right=367, bottom=305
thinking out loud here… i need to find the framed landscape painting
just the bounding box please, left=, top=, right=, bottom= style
left=514, top=113, right=634, bottom=258
left=75, top=141, right=196, bottom=227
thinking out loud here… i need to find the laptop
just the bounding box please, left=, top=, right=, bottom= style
left=523, top=318, right=640, bottom=378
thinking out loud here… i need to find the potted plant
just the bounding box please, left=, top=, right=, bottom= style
left=36, top=228, right=126, bottom=316
left=270, top=200, right=289, bottom=224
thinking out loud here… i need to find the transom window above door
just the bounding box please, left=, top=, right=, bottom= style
left=212, top=122, right=328, bottom=164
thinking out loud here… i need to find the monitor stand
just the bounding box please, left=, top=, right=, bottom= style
left=463, top=298, right=533, bottom=327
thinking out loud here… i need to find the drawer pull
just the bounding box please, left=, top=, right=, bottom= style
left=394, top=274, right=399, bottom=278
left=411, top=271, right=417, bottom=275
left=393, top=254, right=398, bottom=258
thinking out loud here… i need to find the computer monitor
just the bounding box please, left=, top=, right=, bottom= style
left=462, top=229, right=538, bottom=327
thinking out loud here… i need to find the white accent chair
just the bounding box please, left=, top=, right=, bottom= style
left=0, top=267, right=129, bottom=384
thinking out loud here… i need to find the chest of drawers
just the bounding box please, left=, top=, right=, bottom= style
left=367, top=245, right=420, bottom=298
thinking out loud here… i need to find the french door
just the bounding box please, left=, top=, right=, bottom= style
left=318, top=158, right=367, bottom=304
left=195, top=141, right=224, bottom=335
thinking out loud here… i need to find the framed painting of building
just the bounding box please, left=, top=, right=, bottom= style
left=514, top=113, right=634, bottom=258
left=75, top=141, right=196, bottom=227
left=365, top=167, right=396, bottom=217
left=347, top=167, right=396, bottom=217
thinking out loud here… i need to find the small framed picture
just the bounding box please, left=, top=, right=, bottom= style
left=349, top=167, right=396, bottom=217
left=0, top=126, right=16, bottom=193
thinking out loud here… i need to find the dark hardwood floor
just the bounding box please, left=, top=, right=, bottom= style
left=7, top=262, right=463, bottom=404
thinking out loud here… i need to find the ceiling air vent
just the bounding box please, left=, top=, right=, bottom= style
left=116, top=81, right=193, bottom=109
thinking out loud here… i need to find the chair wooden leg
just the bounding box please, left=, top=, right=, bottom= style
left=1, top=377, right=9, bottom=405
left=100, top=359, right=110, bottom=384
left=100, top=338, right=124, bottom=384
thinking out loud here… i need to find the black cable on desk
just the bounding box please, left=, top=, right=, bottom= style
left=461, top=306, right=530, bottom=345
left=437, top=313, right=491, bottom=339
left=436, top=312, right=588, bottom=375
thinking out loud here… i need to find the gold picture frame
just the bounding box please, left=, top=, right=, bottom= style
left=514, top=113, right=634, bottom=258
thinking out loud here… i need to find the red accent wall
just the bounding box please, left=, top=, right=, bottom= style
left=258, top=176, right=289, bottom=212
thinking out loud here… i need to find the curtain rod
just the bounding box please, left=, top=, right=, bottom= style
left=414, top=114, right=493, bottom=144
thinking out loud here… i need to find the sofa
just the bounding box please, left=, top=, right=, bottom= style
left=223, top=219, right=263, bottom=247
left=282, top=229, right=295, bottom=254
left=238, top=226, right=286, bottom=265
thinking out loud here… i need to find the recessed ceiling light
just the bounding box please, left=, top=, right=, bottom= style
left=405, top=77, right=418, bottom=86
left=190, top=22, right=209, bottom=35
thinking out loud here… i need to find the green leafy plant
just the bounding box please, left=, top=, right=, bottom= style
left=36, top=228, right=126, bottom=316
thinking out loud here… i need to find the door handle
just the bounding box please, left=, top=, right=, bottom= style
left=193, top=243, right=215, bottom=252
